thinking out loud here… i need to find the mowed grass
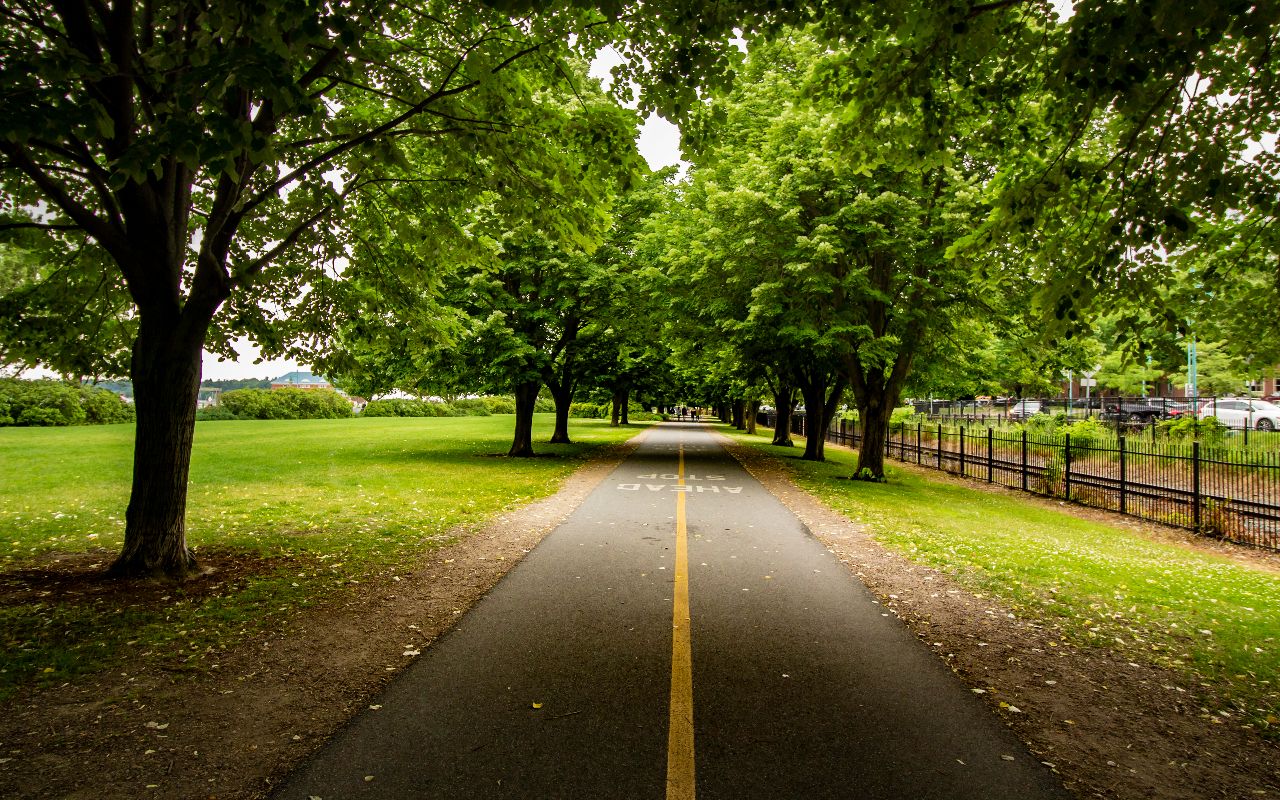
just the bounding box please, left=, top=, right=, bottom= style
left=0, top=415, right=649, bottom=696
left=730, top=428, right=1280, bottom=734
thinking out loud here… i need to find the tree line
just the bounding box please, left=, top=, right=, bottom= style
left=1, top=1, right=1277, bottom=578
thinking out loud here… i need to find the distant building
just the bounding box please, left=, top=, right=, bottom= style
left=197, top=387, right=221, bottom=408
left=270, top=371, right=332, bottom=391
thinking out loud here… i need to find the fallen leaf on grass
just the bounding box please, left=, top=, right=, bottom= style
left=531, top=702, right=544, bottom=710
left=144, top=722, right=169, bottom=730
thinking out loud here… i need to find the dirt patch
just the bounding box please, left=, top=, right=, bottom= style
left=721, top=435, right=1280, bottom=800
left=0, top=548, right=301, bottom=607
left=0, top=433, right=647, bottom=800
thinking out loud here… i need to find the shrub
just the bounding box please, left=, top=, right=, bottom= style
left=361, top=398, right=459, bottom=417
left=0, top=378, right=86, bottom=426
left=569, top=402, right=610, bottom=418
left=534, top=396, right=555, bottom=413
left=449, top=398, right=492, bottom=416
left=196, top=406, right=240, bottom=421
left=81, top=387, right=134, bottom=424
left=1061, top=417, right=1106, bottom=451
left=1159, top=414, right=1229, bottom=443
left=481, top=396, right=517, bottom=414
left=221, top=388, right=352, bottom=420
left=1018, top=413, right=1062, bottom=436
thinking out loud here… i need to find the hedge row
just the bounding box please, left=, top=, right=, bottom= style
left=0, top=378, right=134, bottom=427
left=361, top=398, right=486, bottom=418
left=207, top=388, right=354, bottom=420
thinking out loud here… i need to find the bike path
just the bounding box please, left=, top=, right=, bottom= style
left=275, top=422, right=1068, bottom=799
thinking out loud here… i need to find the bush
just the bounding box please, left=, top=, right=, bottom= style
left=481, top=396, right=517, bottom=414
left=449, top=398, right=492, bottom=416
left=1061, top=417, right=1106, bottom=451
left=361, top=398, right=461, bottom=417
left=1159, top=414, right=1229, bottom=443
left=1017, top=413, right=1063, bottom=436
left=569, top=402, right=610, bottom=418
left=195, top=406, right=240, bottom=421
left=0, top=378, right=87, bottom=426
left=221, top=388, right=353, bottom=420
left=81, top=386, right=134, bottom=424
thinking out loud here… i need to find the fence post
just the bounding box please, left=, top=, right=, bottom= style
left=1193, top=440, right=1201, bottom=532
left=917, top=422, right=922, bottom=465
left=1119, top=435, right=1127, bottom=514
left=1064, top=433, right=1072, bottom=501
left=937, top=424, right=943, bottom=468
left=1021, top=429, right=1028, bottom=491
left=959, top=425, right=966, bottom=477
left=987, top=427, right=994, bottom=482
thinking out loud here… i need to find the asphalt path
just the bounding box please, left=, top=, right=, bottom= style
left=275, top=421, right=1069, bottom=799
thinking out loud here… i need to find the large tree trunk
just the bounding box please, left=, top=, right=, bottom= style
left=548, top=383, right=573, bottom=444
left=509, top=380, right=540, bottom=457
left=855, top=397, right=892, bottom=480
left=731, top=399, right=746, bottom=430
left=772, top=386, right=795, bottom=447
left=799, top=382, right=827, bottom=461
left=798, top=374, right=845, bottom=462
left=845, top=346, right=914, bottom=481
left=611, top=390, right=624, bottom=427
left=109, top=315, right=205, bottom=579
left=745, top=399, right=760, bottom=435
left=620, top=389, right=630, bottom=425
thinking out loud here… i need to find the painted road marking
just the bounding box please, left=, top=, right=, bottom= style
left=667, top=442, right=695, bottom=800
left=616, top=484, right=743, bottom=493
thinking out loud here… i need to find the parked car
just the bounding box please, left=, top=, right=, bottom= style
left=1102, top=398, right=1178, bottom=423
left=1008, top=399, right=1043, bottom=420
left=1197, top=398, right=1280, bottom=431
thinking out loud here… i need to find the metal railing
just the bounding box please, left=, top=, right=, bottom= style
left=758, top=413, right=1280, bottom=551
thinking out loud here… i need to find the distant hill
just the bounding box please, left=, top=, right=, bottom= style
left=87, top=379, right=133, bottom=397
left=201, top=378, right=272, bottom=391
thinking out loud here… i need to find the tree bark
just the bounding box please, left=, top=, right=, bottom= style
left=798, top=373, right=845, bottom=462
left=731, top=399, right=746, bottom=430
left=108, top=314, right=205, bottom=579
left=745, top=399, right=760, bottom=434
left=509, top=380, right=540, bottom=457
left=855, top=397, right=892, bottom=480
left=620, top=389, right=630, bottom=425
left=772, top=385, right=795, bottom=447
left=611, top=390, right=624, bottom=427
left=548, top=383, right=573, bottom=444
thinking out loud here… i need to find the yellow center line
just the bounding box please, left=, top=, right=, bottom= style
left=667, top=442, right=695, bottom=799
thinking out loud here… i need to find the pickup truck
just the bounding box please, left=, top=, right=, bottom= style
left=1101, top=399, right=1185, bottom=423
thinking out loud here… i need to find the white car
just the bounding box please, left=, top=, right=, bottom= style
left=1008, top=399, right=1043, bottom=420
left=1197, top=398, right=1280, bottom=431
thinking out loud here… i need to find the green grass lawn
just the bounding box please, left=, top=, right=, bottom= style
left=0, top=415, right=649, bottom=696
left=731, top=427, right=1280, bottom=734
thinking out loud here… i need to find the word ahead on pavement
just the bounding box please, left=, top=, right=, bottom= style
left=275, top=422, right=1069, bottom=800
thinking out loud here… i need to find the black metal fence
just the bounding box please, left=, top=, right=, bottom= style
left=910, top=396, right=1280, bottom=446
left=758, top=413, right=1280, bottom=552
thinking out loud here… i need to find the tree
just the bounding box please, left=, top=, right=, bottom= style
left=0, top=2, right=636, bottom=578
